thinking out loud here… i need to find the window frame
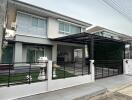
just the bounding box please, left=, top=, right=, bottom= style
left=59, top=21, right=81, bottom=34
left=16, top=11, right=47, bottom=38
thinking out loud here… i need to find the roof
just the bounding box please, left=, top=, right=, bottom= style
left=87, top=26, right=132, bottom=41
left=9, top=0, right=92, bottom=27
left=51, top=32, right=126, bottom=44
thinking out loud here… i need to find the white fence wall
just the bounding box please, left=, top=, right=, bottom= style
left=123, top=59, right=132, bottom=75
left=0, top=61, right=94, bottom=100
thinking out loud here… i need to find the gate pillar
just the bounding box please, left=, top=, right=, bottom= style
left=90, top=60, right=95, bottom=82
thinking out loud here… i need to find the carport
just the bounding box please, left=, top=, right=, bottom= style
left=52, top=32, right=126, bottom=79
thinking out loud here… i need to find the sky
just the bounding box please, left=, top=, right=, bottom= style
left=20, top=0, right=132, bottom=36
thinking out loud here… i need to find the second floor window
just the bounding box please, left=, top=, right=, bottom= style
left=59, top=21, right=81, bottom=34
left=16, top=12, right=47, bottom=37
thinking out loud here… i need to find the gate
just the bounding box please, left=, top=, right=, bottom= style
left=94, top=60, right=123, bottom=79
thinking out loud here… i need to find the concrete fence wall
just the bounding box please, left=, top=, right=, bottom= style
left=0, top=60, right=95, bottom=100
left=123, top=59, right=132, bottom=75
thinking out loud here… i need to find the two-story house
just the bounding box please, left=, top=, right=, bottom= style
left=2, top=0, right=92, bottom=64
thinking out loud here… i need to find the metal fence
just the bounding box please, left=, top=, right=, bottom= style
left=52, top=61, right=90, bottom=79
left=0, top=62, right=48, bottom=87
left=94, top=60, right=123, bottom=79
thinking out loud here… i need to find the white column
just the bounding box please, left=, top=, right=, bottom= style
left=52, top=44, right=57, bottom=62
left=14, top=42, right=23, bottom=63
left=47, top=60, right=52, bottom=91
left=123, top=59, right=129, bottom=74
left=0, top=43, right=2, bottom=63
left=90, top=60, right=95, bottom=82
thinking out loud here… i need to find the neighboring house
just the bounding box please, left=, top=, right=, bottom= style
left=87, top=26, right=132, bottom=41
left=87, top=26, right=132, bottom=59
left=0, top=0, right=8, bottom=63
left=2, top=0, right=91, bottom=64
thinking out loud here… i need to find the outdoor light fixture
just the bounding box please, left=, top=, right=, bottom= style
left=125, top=44, right=130, bottom=48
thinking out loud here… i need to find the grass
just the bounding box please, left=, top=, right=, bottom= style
left=0, top=70, right=40, bottom=85
left=0, top=68, right=75, bottom=86
left=54, top=68, right=75, bottom=79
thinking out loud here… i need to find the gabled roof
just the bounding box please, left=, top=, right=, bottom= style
left=9, top=0, right=92, bottom=27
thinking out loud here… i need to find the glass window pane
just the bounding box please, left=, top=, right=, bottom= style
left=1, top=45, right=13, bottom=63
left=70, top=25, right=80, bottom=33
left=27, top=49, right=35, bottom=63
left=36, top=49, right=44, bottom=61
left=59, top=22, right=64, bottom=31
left=75, top=27, right=81, bottom=33
left=38, top=19, right=44, bottom=28
left=64, top=23, right=70, bottom=33
left=32, top=17, right=38, bottom=27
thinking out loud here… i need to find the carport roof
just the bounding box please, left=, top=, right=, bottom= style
left=51, top=32, right=126, bottom=44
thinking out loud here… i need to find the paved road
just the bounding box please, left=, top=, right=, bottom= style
left=90, top=85, right=132, bottom=100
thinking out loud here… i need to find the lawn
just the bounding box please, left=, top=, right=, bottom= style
left=0, top=68, right=75, bottom=86
left=53, top=68, right=75, bottom=79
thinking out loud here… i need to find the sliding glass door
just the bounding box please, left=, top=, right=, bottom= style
left=27, top=48, right=44, bottom=63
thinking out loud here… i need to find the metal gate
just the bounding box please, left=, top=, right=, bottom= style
left=94, top=60, right=123, bottom=79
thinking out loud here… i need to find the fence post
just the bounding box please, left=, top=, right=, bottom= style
left=90, top=60, right=95, bottom=82
left=47, top=60, right=52, bottom=91
left=123, top=59, right=129, bottom=74
left=8, top=64, right=11, bottom=87
left=28, top=63, right=31, bottom=84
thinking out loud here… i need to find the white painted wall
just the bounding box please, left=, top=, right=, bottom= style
left=123, top=59, right=132, bottom=75
left=47, top=17, right=59, bottom=39
left=14, top=42, right=23, bottom=63
left=0, top=82, right=48, bottom=100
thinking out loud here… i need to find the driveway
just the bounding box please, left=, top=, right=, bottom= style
left=90, top=84, right=132, bottom=100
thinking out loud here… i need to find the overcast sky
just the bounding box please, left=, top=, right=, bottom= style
left=20, top=0, right=132, bottom=36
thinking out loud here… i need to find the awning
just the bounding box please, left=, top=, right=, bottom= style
left=51, top=32, right=126, bottom=44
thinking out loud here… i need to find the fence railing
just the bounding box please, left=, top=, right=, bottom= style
left=52, top=61, right=91, bottom=79
left=94, top=60, right=123, bottom=79
left=0, top=62, right=48, bottom=87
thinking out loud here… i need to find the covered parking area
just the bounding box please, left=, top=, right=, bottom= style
left=52, top=32, right=126, bottom=79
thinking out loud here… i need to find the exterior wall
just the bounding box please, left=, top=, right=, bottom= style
left=6, top=3, right=16, bottom=29
left=0, top=0, right=7, bottom=62
left=15, top=35, right=53, bottom=45
left=52, top=43, right=57, bottom=61
left=14, top=42, right=23, bottom=63
left=47, top=18, right=60, bottom=39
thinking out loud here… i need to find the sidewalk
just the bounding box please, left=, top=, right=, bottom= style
left=16, top=75, right=132, bottom=100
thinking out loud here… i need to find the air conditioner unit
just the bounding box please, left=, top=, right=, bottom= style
left=11, top=22, right=17, bottom=30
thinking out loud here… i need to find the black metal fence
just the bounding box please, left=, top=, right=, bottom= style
left=0, top=62, right=48, bottom=87
left=52, top=61, right=90, bottom=79
left=94, top=60, right=123, bottom=79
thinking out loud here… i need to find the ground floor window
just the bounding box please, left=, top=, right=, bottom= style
left=1, top=44, right=14, bottom=63
left=27, top=47, right=45, bottom=62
